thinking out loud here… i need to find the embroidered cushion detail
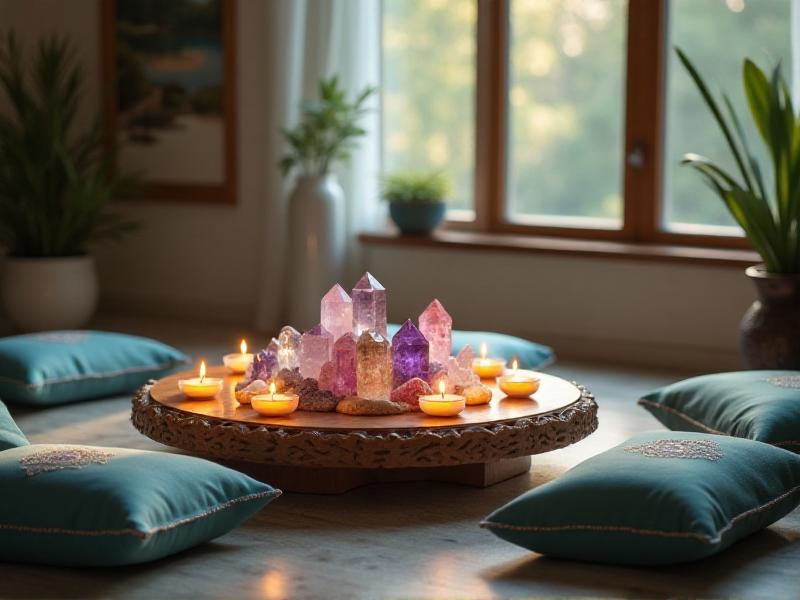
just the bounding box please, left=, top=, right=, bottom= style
left=19, top=446, right=113, bottom=476
left=639, top=370, right=800, bottom=450
left=481, top=431, right=800, bottom=565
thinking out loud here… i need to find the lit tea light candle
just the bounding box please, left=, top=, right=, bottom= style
left=223, top=339, right=253, bottom=374
left=178, top=361, right=223, bottom=398
left=498, top=360, right=540, bottom=398
left=251, top=382, right=299, bottom=417
left=472, top=342, right=505, bottom=379
left=419, top=380, right=466, bottom=417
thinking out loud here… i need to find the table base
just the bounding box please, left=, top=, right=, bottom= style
left=220, top=456, right=532, bottom=494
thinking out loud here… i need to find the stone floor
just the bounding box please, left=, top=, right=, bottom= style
left=3, top=317, right=800, bottom=599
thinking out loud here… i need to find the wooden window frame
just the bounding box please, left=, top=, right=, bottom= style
left=444, top=0, right=750, bottom=250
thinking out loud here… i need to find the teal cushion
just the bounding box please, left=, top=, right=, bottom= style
left=387, top=324, right=554, bottom=368
left=639, top=371, right=800, bottom=451
left=0, top=331, right=189, bottom=406
left=481, top=431, right=800, bottom=565
left=0, top=444, right=280, bottom=566
left=0, top=400, right=28, bottom=451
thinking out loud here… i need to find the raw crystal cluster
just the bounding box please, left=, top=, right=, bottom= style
left=242, top=271, right=486, bottom=415
left=447, top=346, right=479, bottom=389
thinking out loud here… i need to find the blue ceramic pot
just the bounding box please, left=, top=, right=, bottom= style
left=389, top=202, right=446, bottom=235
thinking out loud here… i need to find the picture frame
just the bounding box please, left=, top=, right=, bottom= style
left=101, top=0, right=236, bottom=204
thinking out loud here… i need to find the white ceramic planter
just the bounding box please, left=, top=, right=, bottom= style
left=286, top=174, right=346, bottom=330
left=1, top=255, right=98, bottom=331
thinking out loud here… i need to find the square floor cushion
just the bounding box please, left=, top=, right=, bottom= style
left=387, top=324, right=554, bottom=369
left=0, top=444, right=280, bottom=566
left=639, top=371, right=800, bottom=451
left=0, top=399, right=28, bottom=451
left=0, top=331, right=189, bottom=406
left=481, top=431, right=800, bottom=565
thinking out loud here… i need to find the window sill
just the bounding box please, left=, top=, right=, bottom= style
left=358, top=230, right=760, bottom=268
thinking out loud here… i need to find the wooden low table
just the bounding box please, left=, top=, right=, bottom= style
left=132, top=366, right=598, bottom=493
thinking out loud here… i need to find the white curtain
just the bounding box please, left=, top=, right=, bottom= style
left=255, top=0, right=383, bottom=332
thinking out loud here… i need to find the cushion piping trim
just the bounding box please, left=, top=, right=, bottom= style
left=0, top=359, right=189, bottom=389
left=0, top=489, right=281, bottom=540
left=480, top=482, right=800, bottom=545
left=638, top=398, right=800, bottom=448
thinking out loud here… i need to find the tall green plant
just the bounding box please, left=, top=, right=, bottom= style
left=0, top=32, right=138, bottom=258
left=279, top=76, right=376, bottom=177
left=678, top=48, right=800, bottom=273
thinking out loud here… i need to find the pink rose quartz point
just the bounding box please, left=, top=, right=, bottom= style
left=321, top=284, right=353, bottom=342
left=333, top=332, right=358, bottom=396
left=356, top=330, right=392, bottom=401
left=418, top=299, right=452, bottom=366
left=352, top=272, right=387, bottom=337
left=299, top=324, right=333, bottom=379
left=390, top=377, right=431, bottom=409
left=317, top=360, right=337, bottom=392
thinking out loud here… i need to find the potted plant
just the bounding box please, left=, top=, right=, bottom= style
left=382, top=171, right=449, bottom=235
left=279, top=76, right=375, bottom=328
left=0, top=33, right=138, bottom=331
left=678, top=49, right=800, bottom=369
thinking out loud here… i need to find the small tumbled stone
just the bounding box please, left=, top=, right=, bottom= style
left=390, top=377, right=431, bottom=409
left=336, top=396, right=411, bottom=416
left=234, top=379, right=268, bottom=404
left=461, top=383, right=492, bottom=406
left=297, top=385, right=339, bottom=412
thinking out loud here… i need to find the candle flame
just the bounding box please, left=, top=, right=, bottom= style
left=269, top=381, right=276, bottom=399
left=240, top=339, right=248, bottom=354
left=512, top=359, right=518, bottom=372
left=438, top=379, right=446, bottom=398
left=199, top=360, right=206, bottom=382
left=480, top=342, right=487, bottom=359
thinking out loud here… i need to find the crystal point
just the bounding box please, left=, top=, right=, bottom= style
left=418, top=299, right=452, bottom=365
left=277, top=326, right=301, bottom=370
left=299, top=324, right=333, bottom=379
left=391, top=319, right=429, bottom=388
left=447, top=345, right=479, bottom=388
left=333, top=332, right=358, bottom=396
left=356, top=330, right=392, bottom=400
left=321, top=284, right=353, bottom=341
left=352, top=272, right=387, bottom=336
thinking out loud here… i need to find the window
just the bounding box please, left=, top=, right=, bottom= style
left=507, top=0, right=627, bottom=230
left=381, top=0, right=477, bottom=219
left=663, top=0, right=791, bottom=235
left=380, top=0, right=793, bottom=248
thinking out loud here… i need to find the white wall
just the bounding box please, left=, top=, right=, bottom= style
left=0, top=0, right=271, bottom=324
left=0, top=0, right=757, bottom=370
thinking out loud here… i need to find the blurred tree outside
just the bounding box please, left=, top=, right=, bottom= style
left=382, top=0, right=792, bottom=229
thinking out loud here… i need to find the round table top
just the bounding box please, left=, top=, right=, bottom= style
left=149, top=366, right=583, bottom=432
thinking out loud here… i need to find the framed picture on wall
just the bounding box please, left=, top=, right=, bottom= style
left=101, top=0, right=236, bottom=204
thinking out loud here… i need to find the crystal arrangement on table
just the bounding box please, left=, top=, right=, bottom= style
left=234, top=272, right=498, bottom=415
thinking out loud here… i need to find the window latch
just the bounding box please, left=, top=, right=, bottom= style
left=627, top=143, right=646, bottom=169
